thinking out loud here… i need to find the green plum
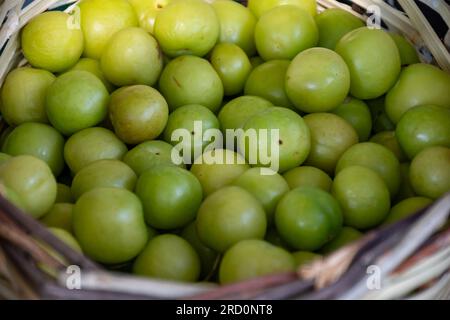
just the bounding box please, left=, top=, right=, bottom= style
left=56, top=184, right=74, bottom=203
left=0, top=67, right=55, bottom=126
left=335, top=27, right=401, bottom=100
left=248, top=0, right=317, bottom=18
left=158, top=56, right=224, bottom=112
left=238, top=107, right=311, bottom=173
left=219, top=239, right=295, bottom=284
left=315, top=8, right=364, bottom=50
left=101, top=28, right=163, bottom=87
left=2, top=122, right=65, bottom=176
left=304, top=113, right=358, bottom=175
left=396, top=105, right=450, bottom=159
left=283, top=166, right=332, bottom=192
left=154, top=0, right=219, bottom=57
left=64, top=127, right=127, bottom=173
left=68, top=58, right=114, bottom=92
left=0, top=155, right=57, bottom=218
left=21, top=11, right=83, bottom=72
left=135, top=165, right=202, bottom=229
left=332, top=166, right=391, bottom=229
left=396, top=163, right=416, bottom=202
left=332, top=97, right=372, bottom=142
left=210, top=43, right=252, bottom=96
left=244, top=60, right=294, bottom=109
left=109, top=85, right=169, bottom=144
left=389, top=33, right=420, bottom=66
left=128, top=0, right=171, bottom=34
left=409, top=146, right=450, bottom=199
left=370, top=131, right=407, bottom=162
left=255, top=5, right=318, bottom=61
left=385, top=63, right=450, bottom=124
left=336, top=142, right=401, bottom=197
left=292, top=251, right=321, bottom=267
left=191, top=149, right=250, bottom=196
left=286, top=48, right=350, bottom=113
left=319, top=226, right=362, bottom=254
left=232, top=167, right=290, bottom=224
left=196, top=186, right=267, bottom=252
left=275, top=186, right=343, bottom=251
left=73, top=187, right=148, bottom=264
left=123, top=140, right=185, bottom=176
left=383, top=197, right=433, bottom=225
left=163, top=104, right=220, bottom=161
left=218, top=96, right=272, bottom=131
left=133, top=234, right=200, bottom=282
left=46, top=71, right=109, bottom=136
left=79, top=0, right=138, bottom=59
left=71, top=160, right=137, bottom=199
left=41, top=203, right=74, bottom=233
left=211, top=0, right=257, bottom=56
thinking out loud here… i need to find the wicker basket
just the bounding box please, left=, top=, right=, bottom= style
left=0, top=0, right=449, bottom=300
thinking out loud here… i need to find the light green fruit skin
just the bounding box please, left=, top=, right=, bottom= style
left=163, top=104, right=220, bottom=160
left=396, top=105, right=450, bottom=160
left=255, top=5, right=318, bottom=61
left=0, top=155, right=57, bottom=218
left=332, top=97, right=372, bottom=142
left=79, top=0, right=138, bottom=59
left=56, top=184, right=74, bottom=203
left=154, top=0, right=219, bottom=57
left=133, top=234, right=200, bottom=282
left=21, top=11, right=83, bottom=72
left=396, top=163, right=416, bottom=202
left=123, top=140, right=185, bottom=176
left=336, top=142, right=401, bottom=197
left=286, top=48, right=350, bottom=113
left=335, top=27, right=401, bottom=100
left=304, top=113, right=358, bottom=175
left=2, top=122, right=65, bottom=176
left=385, top=63, right=450, bottom=124
left=68, top=58, right=114, bottom=92
left=315, top=8, right=364, bottom=50
left=49, top=228, right=82, bottom=253
left=158, top=56, right=224, bottom=113
left=275, top=186, right=343, bottom=251
left=45, top=71, right=109, bottom=136
left=41, top=203, right=74, bottom=233
left=389, top=33, right=420, bottom=66
left=319, top=226, right=362, bottom=254
left=211, top=0, right=257, bottom=56
left=210, top=43, right=252, bottom=96
left=109, top=85, right=169, bottom=144
left=370, top=131, right=407, bottom=163
left=232, top=167, right=290, bottom=225
left=218, top=96, right=272, bottom=131
left=292, top=251, right=321, bottom=267
left=73, top=187, right=148, bottom=264
left=181, top=221, right=218, bottom=279
left=383, top=197, right=433, bottom=226
left=101, top=28, right=163, bottom=87
left=0, top=153, right=11, bottom=165
left=64, top=127, right=127, bottom=174
left=196, top=186, right=267, bottom=253
left=128, top=0, right=172, bottom=34
left=219, top=239, right=295, bottom=284
left=191, top=149, right=250, bottom=196
left=71, top=160, right=137, bottom=200
left=283, top=166, right=332, bottom=192
left=331, top=166, right=391, bottom=230
left=0, top=67, right=55, bottom=126
left=135, top=165, right=203, bottom=230
left=248, top=0, right=317, bottom=18
left=0, top=183, right=25, bottom=211
left=244, top=60, right=294, bottom=109
left=239, top=107, right=311, bottom=173
left=409, top=146, right=450, bottom=200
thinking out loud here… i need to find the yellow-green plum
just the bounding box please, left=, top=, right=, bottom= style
left=383, top=197, right=433, bottom=225
left=370, top=131, right=407, bottom=162
left=109, top=85, right=169, bottom=144
left=0, top=67, right=55, bottom=126
left=389, top=33, right=420, bottom=66
left=68, top=58, right=114, bottom=92
left=319, top=226, right=362, bottom=254
left=101, top=28, right=163, bottom=87
left=41, top=203, right=74, bottom=233
left=396, top=163, right=416, bottom=202
left=0, top=183, right=25, bottom=211
left=283, top=166, right=332, bottom=192
left=248, top=0, right=317, bottom=18
left=55, top=184, right=74, bottom=203
left=128, top=0, right=172, bottom=34
left=332, top=97, right=372, bottom=142
left=21, top=11, right=83, bottom=72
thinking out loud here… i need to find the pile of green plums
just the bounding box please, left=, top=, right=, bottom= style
left=0, top=0, right=449, bottom=285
